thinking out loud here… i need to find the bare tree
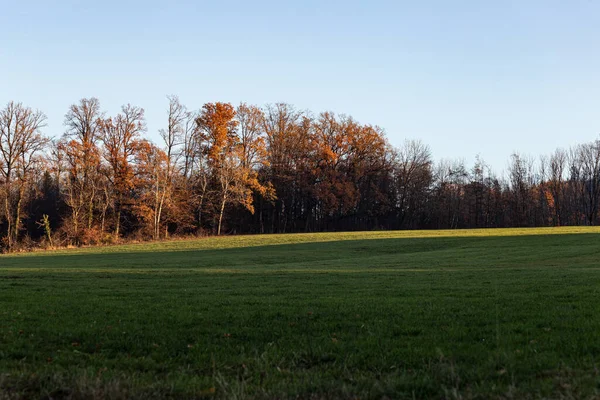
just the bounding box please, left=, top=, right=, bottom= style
left=508, top=152, right=537, bottom=226
left=548, top=149, right=567, bottom=225
left=261, top=103, right=305, bottom=232
left=577, top=141, right=600, bottom=225
left=0, top=102, right=48, bottom=249
left=236, top=103, right=267, bottom=170
left=153, top=96, right=188, bottom=239
left=393, top=140, right=433, bottom=228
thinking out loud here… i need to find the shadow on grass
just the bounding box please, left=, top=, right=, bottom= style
left=1, top=233, right=599, bottom=273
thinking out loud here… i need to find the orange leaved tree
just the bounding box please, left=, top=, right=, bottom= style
left=196, top=102, right=267, bottom=235
left=98, top=104, right=146, bottom=239
left=61, top=98, right=103, bottom=240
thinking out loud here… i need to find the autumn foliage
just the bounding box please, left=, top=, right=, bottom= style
left=1, top=97, right=600, bottom=251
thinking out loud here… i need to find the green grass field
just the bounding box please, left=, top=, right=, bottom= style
left=2, top=227, right=600, bottom=399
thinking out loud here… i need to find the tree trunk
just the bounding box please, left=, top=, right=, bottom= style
left=259, top=202, right=264, bottom=234
left=153, top=174, right=161, bottom=240
left=115, top=209, right=121, bottom=239
left=87, top=195, right=94, bottom=229
left=197, top=189, right=205, bottom=231
left=4, top=192, right=12, bottom=250
left=217, top=196, right=226, bottom=236
left=156, top=191, right=166, bottom=240
left=13, top=186, right=23, bottom=245
left=87, top=183, right=95, bottom=230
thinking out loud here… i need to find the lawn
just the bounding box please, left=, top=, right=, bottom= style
left=1, top=227, right=600, bottom=399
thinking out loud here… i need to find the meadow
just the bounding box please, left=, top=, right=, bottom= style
left=2, top=227, right=600, bottom=399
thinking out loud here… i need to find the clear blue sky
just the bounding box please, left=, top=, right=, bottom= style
left=2, top=0, right=599, bottom=173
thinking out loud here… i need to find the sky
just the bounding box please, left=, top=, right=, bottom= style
left=1, top=0, right=600, bottom=174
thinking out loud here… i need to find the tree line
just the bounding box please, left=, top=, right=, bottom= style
left=1, top=97, right=599, bottom=251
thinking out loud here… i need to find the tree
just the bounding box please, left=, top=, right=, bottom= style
left=508, top=153, right=537, bottom=226
left=236, top=103, right=267, bottom=170
left=465, top=155, right=489, bottom=227
left=345, top=122, right=391, bottom=230
left=154, top=96, right=188, bottom=239
left=312, top=112, right=353, bottom=219
left=548, top=149, right=567, bottom=226
left=99, top=104, right=146, bottom=238
left=577, top=141, right=600, bottom=225
left=196, top=102, right=263, bottom=235
left=393, top=140, right=433, bottom=228
left=261, top=103, right=306, bottom=232
left=235, top=103, right=275, bottom=232
left=0, top=102, right=48, bottom=249
left=132, top=140, right=169, bottom=238
left=62, top=98, right=103, bottom=238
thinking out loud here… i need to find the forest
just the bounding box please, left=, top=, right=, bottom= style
left=0, top=97, right=599, bottom=251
